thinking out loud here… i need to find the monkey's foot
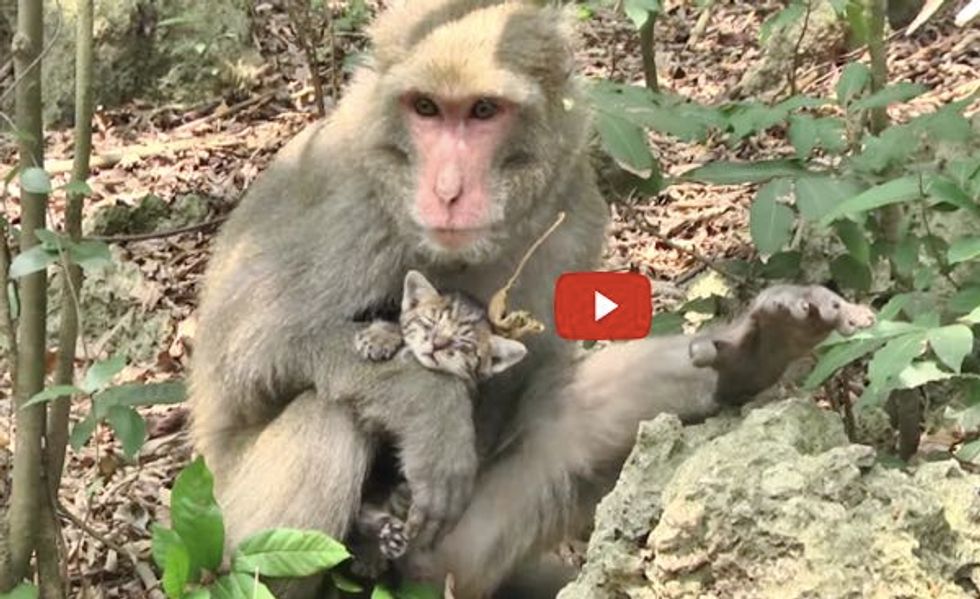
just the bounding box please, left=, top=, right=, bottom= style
left=355, top=321, right=404, bottom=361
left=379, top=515, right=409, bottom=560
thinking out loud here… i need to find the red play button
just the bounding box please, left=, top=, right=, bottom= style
left=554, top=272, right=652, bottom=340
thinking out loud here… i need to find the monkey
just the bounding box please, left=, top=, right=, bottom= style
left=187, top=1, right=876, bottom=597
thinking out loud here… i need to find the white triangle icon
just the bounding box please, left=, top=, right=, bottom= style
left=594, top=291, right=618, bottom=322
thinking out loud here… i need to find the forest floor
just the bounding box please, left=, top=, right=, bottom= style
left=0, top=1, right=978, bottom=596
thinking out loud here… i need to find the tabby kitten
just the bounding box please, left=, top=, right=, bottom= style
left=351, top=270, right=527, bottom=565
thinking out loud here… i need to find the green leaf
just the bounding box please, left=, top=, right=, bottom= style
left=332, top=573, right=364, bottom=593
left=8, top=245, right=57, bottom=278
left=788, top=114, right=817, bottom=158
left=727, top=102, right=788, bottom=138
left=961, top=306, right=980, bottom=325
left=21, top=385, right=86, bottom=409
left=867, top=332, right=928, bottom=392
left=836, top=62, right=870, bottom=106
left=948, top=237, right=980, bottom=264
left=819, top=176, right=921, bottom=225
left=62, top=180, right=93, bottom=197
left=805, top=338, right=885, bottom=389
left=82, top=355, right=127, bottom=393
left=162, top=541, right=191, bottom=599
left=0, top=583, right=38, bottom=599
left=96, top=381, right=187, bottom=409
left=210, top=573, right=274, bottom=599
left=649, top=311, right=684, bottom=336
left=834, top=220, right=871, bottom=265
left=371, top=586, right=396, bottom=599
left=233, top=528, right=350, bottom=577
left=759, top=2, right=805, bottom=42
left=749, top=180, right=795, bottom=254
left=927, top=177, right=980, bottom=218
left=106, top=405, right=147, bottom=459
left=68, top=239, right=112, bottom=272
left=623, top=0, right=660, bottom=28
left=69, top=413, right=98, bottom=451
left=927, top=324, right=974, bottom=373
left=152, top=525, right=186, bottom=571
left=830, top=254, right=871, bottom=292
left=794, top=175, right=864, bottom=222
left=760, top=251, right=801, bottom=279
left=955, top=439, right=980, bottom=464
left=891, top=235, right=920, bottom=278
left=396, top=582, right=443, bottom=599
left=20, top=167, right=52, bottom=194
left=950, top=286, right=980, bottom=315
left=172, top=457, right=225, bottom=577
left=681, top=160, right=805, bottom=185
left=896, top=360, right=953, bottom=389
left=852, top=82, right=928, bottom=110
left=185, top=591, right=212, bottom=599
left=595, top=112, right=655, bottom=179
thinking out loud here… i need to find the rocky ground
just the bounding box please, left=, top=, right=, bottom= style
left=0, top=0, right=978, bottom=596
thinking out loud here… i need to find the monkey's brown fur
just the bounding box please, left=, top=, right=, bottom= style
left=189, top=2, right=873, bottom=597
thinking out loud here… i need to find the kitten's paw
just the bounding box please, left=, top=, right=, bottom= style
left=379, top=516, right=409, bottom=560
left=354, top=321, right=403, bottom=361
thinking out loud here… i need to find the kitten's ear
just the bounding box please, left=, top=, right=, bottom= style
left=489, top=336, right=527, bottom=374
left=402, top=270, right=439, bottom=312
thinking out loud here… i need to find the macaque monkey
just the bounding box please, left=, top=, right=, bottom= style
left=188, top=1, right=875, bottom=597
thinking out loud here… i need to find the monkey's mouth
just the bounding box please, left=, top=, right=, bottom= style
left=426, top=227, right=490, bottom=250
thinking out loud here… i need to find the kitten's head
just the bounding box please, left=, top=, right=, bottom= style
left=400, top=270, right=527, bottom=383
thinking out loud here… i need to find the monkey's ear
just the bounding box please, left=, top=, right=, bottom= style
left=488, top=336, right=527, bottom=374
left=403, top=270, right=440, bottom=311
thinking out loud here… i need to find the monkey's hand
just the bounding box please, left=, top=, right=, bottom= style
left=354, top=320, right=404, bottom=361
left=689, top=285, right=875, bottom=401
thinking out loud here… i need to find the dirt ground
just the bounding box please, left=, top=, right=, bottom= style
left=0, top=1, right=978, bottom=596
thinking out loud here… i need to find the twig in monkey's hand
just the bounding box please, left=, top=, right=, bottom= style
left=487, top=211, right=566, bottom=340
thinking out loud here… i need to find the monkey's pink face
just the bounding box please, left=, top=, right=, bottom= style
left=402, top=93, right=518, bottom=252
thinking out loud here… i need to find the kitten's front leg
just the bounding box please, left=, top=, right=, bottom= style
left=354, top=321, right=404, bottom=361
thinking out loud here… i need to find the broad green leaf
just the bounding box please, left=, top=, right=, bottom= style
left=20, top=167, right=52, bottom=194
left=96, top=381, right=187, bottom=409
left=623, top=0, right=660, bottom=28
left=595, top=112, right=655, bottom=179
left=834, top=220, right=870, bottom=264
left=927, top=177, right=980, bottom=218
left=332, top=573, right=364, bottom=593
left=788, top=114, right=817, bottom=158
left=62, top=180, right=93, bottom=196
left=233, top=529, right=350, bottom=577
left=397, top=582, right=443, bottom=599
left=68, top=240, right=112, bottom=272
left=852, top=82, right=928, bottom=110
left=813, top=117, right=848, bottom=154
left=947, top=237, right=980, bottom=264
left=152, top=524, right=186, bottom=571
left=830, top=254, right=871, bottom=292
left=106, top=405, right=147, bottom=459
left=897, top=360, right=953, bottom=389
left=950, top=286, right=980, bottom=315
left=681, top=160, right=806, bottom=185
left=927, top=324, right=973, bottom=372
left=649, top=312, right=684, bottom=336
left=0, top=583, right=38, bottom=599
left=21, top=385, right=86, bottom=408
left=163, top=541, right=191, bottom=599
left=727, top=102, right=788, bottom=139
left=878, top=293, right=916, bottom=320
left=955, top=439, right=980, bottom=464
left=819, top=176, right=921, bottom=225
left=750, top=179, right=795, bottom=254
left=82, top=355, right=127, bottom=393
left=794, top=175, right=864, bottom=222
left=805, top=338, right=885, bottom=389
left=185, top=591, right=212, bottom=599
left=851, top=126, right=918, bottom=174
left=846, top=1, right=869, bottom=44
left=836, top=62, right=870, bottom=106
left=961, top=306, right=980, bottom=325
left=172, top=457, right=225, bottom=577
left=760, top=251, right=801, bottom=279
left=33, top=228, right=61, bottom=249
left=210, top=573, right=274, bottom=599
left=891, top=235, right=920, bottom=278
left=371, top=586, right=396, bottom=599
left=867, top=332, right=928, bottom=392
left=69, top=413, right=98, bottom=451
left=8, top=245, right=57, bottom=278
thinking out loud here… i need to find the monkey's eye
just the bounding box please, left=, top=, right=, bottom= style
left=413, top=96, right=440, bottom=118
left=470, top=99, right=499, bottom=120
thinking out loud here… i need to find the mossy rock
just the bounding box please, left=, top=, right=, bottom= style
left=40, top=0, right=260, bottom=124
left=88, top=192, right=214, bottom=236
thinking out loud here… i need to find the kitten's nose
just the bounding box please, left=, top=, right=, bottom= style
left=431, top=334, right=451, bottom=350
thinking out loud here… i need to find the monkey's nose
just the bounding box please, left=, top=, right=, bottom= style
left=435, top=164, right=463, bottom=205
